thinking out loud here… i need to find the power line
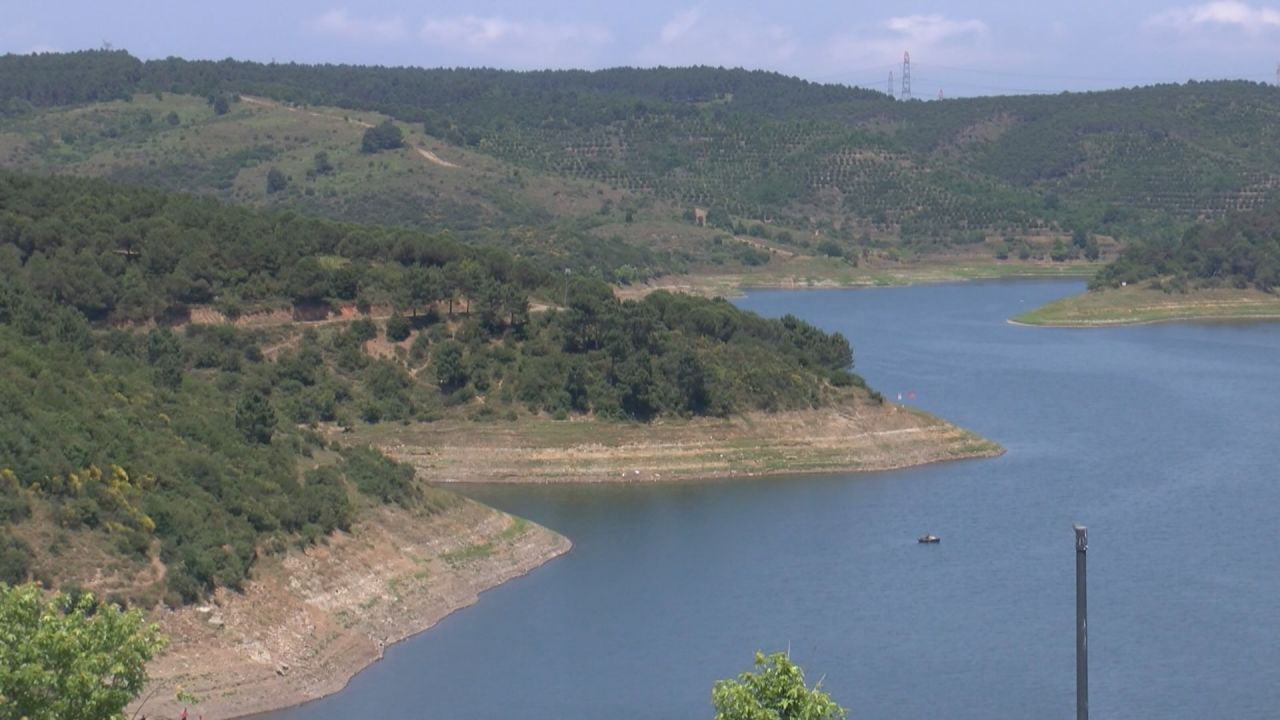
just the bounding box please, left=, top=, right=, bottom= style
left=901, top=51, right=911, bottom=100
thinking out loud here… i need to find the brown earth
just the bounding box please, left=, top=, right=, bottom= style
left=131, top=501, right=569, bottom=720
left=361, top=402, right=1003, bottom=484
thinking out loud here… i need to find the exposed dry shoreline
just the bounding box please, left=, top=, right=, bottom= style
left=135, top=402, right=999, bottom=719
left=1011, top=285, right=1280, bottom=326
left=132, top=501, right=569, bottom=720
left=370, top=404, right=1003, bottom=484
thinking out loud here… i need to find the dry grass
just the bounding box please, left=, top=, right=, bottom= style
left=617, top=255, right=1098, bottom=299
left=345, top=400, right=1002, bottom=484
left=1013, top=285, right=1280, bottom=326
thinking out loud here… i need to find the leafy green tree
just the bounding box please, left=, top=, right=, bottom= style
left=165, top=110, right=180, bottom=126
left=235, top=390, right=277, bottom=444
left=282, top=256, right=330, bottom=303
left=1084, top=236, right=1101, bottom=261
left=0, top=536, right=34, bottom=585
left=145, top=327, right=183, bottom=391
left=313, top=151, right=334, bottom=175
left=433, top=340, right=467, bottom=391
left=385, top=312, right=411, bottom=342
left=712, top=652, right=848, bottom=720
left=266, top=167, right=288, bottom=194
left=210, top=94, right=230, bottom=115
left=361, top=120, right=404, bottom=153
left=0, top=584, right=166, bottom=720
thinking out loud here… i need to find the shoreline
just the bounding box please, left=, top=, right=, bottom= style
left=616, top=262, right=1094, bottom=300
left=137, top=404, right=1000, bottom=719
left=363, top=403, right=1003, bottom=485
left=1011, top=286, right=1280, bottom=327
left=133, top=501, right=570, bottom=720
left=1009, top=312, right=1280, bottom=328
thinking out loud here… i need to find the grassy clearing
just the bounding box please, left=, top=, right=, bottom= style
left=0, top=92, right=634, bottom=234
left=440, top=542, right=495, bottom=567
left=497, top=517, right=529, bottom=543
left=1012, top=285, right=1280, bottom=326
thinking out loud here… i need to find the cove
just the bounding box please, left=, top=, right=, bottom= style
left=264, top=279, right=1280, bottom=720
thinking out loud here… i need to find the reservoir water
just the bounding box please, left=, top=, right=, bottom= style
left=266, top=280, right=1280, bottom=720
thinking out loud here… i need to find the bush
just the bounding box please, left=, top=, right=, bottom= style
left=266, top=167, right=288, bottom=194
left=361, top=120, right=404, bottom=153
left=339, top=447, right=420, bottom=508
left=385, top=312, right=411, bottom=342
left=0, top=535, right=34, bottom=585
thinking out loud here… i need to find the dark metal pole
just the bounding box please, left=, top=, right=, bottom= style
left=1074, top=524, right=1088, bottom=720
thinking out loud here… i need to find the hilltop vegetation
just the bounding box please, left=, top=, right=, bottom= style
left=0, top=171, right=863, bottom=419
left=6, top=50, right=1280, bottom=276
left=0, top=171, right=871, bottom=604
left=1092, top=199, right=1280, bottom=291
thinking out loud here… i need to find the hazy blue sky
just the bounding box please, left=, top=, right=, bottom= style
left=5, top=1, right=1280, bottom=96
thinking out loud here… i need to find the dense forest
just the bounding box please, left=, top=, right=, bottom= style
left=1092, top=201, right=1280, bottom=291
left=0, top=276, right=432, bottom=605
left=7, top=49, right=1279, bottom=606
left=0, top=171, right=546, bottom=324
left=0, top=171, right=868, bottom=603
left=6, top=51, right=1280, bottom=256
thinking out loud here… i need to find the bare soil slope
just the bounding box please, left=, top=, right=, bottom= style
left=361, top=403, right=1002, bottom=484
left=134, top=501, right=568, bottom=719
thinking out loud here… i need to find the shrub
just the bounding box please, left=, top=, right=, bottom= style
left=385, top=312, right=411, bottom=342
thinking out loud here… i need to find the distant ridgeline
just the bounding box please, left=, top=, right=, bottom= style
left=0, top=171, right=866, bottom=601
left=1091, top=199, right=1280, bottom=291
left=6, top=50, right=1280, bottom=244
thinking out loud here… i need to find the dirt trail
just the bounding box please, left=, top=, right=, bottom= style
left=416, top=146, right=460, bottom=168
left=240, top=94, right=460, bottom=169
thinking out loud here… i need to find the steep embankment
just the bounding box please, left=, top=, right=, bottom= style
left=133, top=501, right=568, bottom=719
left=364, top=402, right=1002, bottom=484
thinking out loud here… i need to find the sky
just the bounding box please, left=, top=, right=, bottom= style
left=4, top=0, right=1280, bottom=97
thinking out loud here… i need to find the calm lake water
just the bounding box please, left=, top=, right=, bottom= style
left=266, top=280, right=1280, bottom=720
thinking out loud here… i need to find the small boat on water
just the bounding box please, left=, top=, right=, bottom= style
left=918, top=534, right=940, bottom=544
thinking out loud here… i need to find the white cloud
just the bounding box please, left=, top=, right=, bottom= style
left=419, top=16, right=611, bottom=67
left=309, top=9, right=407, bottom=43
left=659, top=8, right=703, bottom=45
left=883, top=15, right=988, bottom=46
left=1146, top=1, right=1280, bottom=32
left=826, top=13, right=989, bottom=67
left=636, top=7, right=795, bottom=68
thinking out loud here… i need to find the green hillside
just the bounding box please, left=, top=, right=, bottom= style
left=0, top=171, right=876, bottom=603
left=0, top=90, right=687, bottom=279
left=6, top=51, right=1280, bottom=276
left=126, top=54, right=1280, bottom=231
left=1092, top=199, right=1280, bottom=291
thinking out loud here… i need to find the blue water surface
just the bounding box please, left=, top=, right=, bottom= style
left=266, top=280, right=1280, bottom=720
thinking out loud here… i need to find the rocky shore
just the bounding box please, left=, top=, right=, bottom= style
left=132, top=500, right=569, bottom=719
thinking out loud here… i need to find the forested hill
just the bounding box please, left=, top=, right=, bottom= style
left=1, top=170, right=871, bottom=601
left=1091, top=200, right=1280, bottom=291
left=6, top=51, right=1280, bottom=250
